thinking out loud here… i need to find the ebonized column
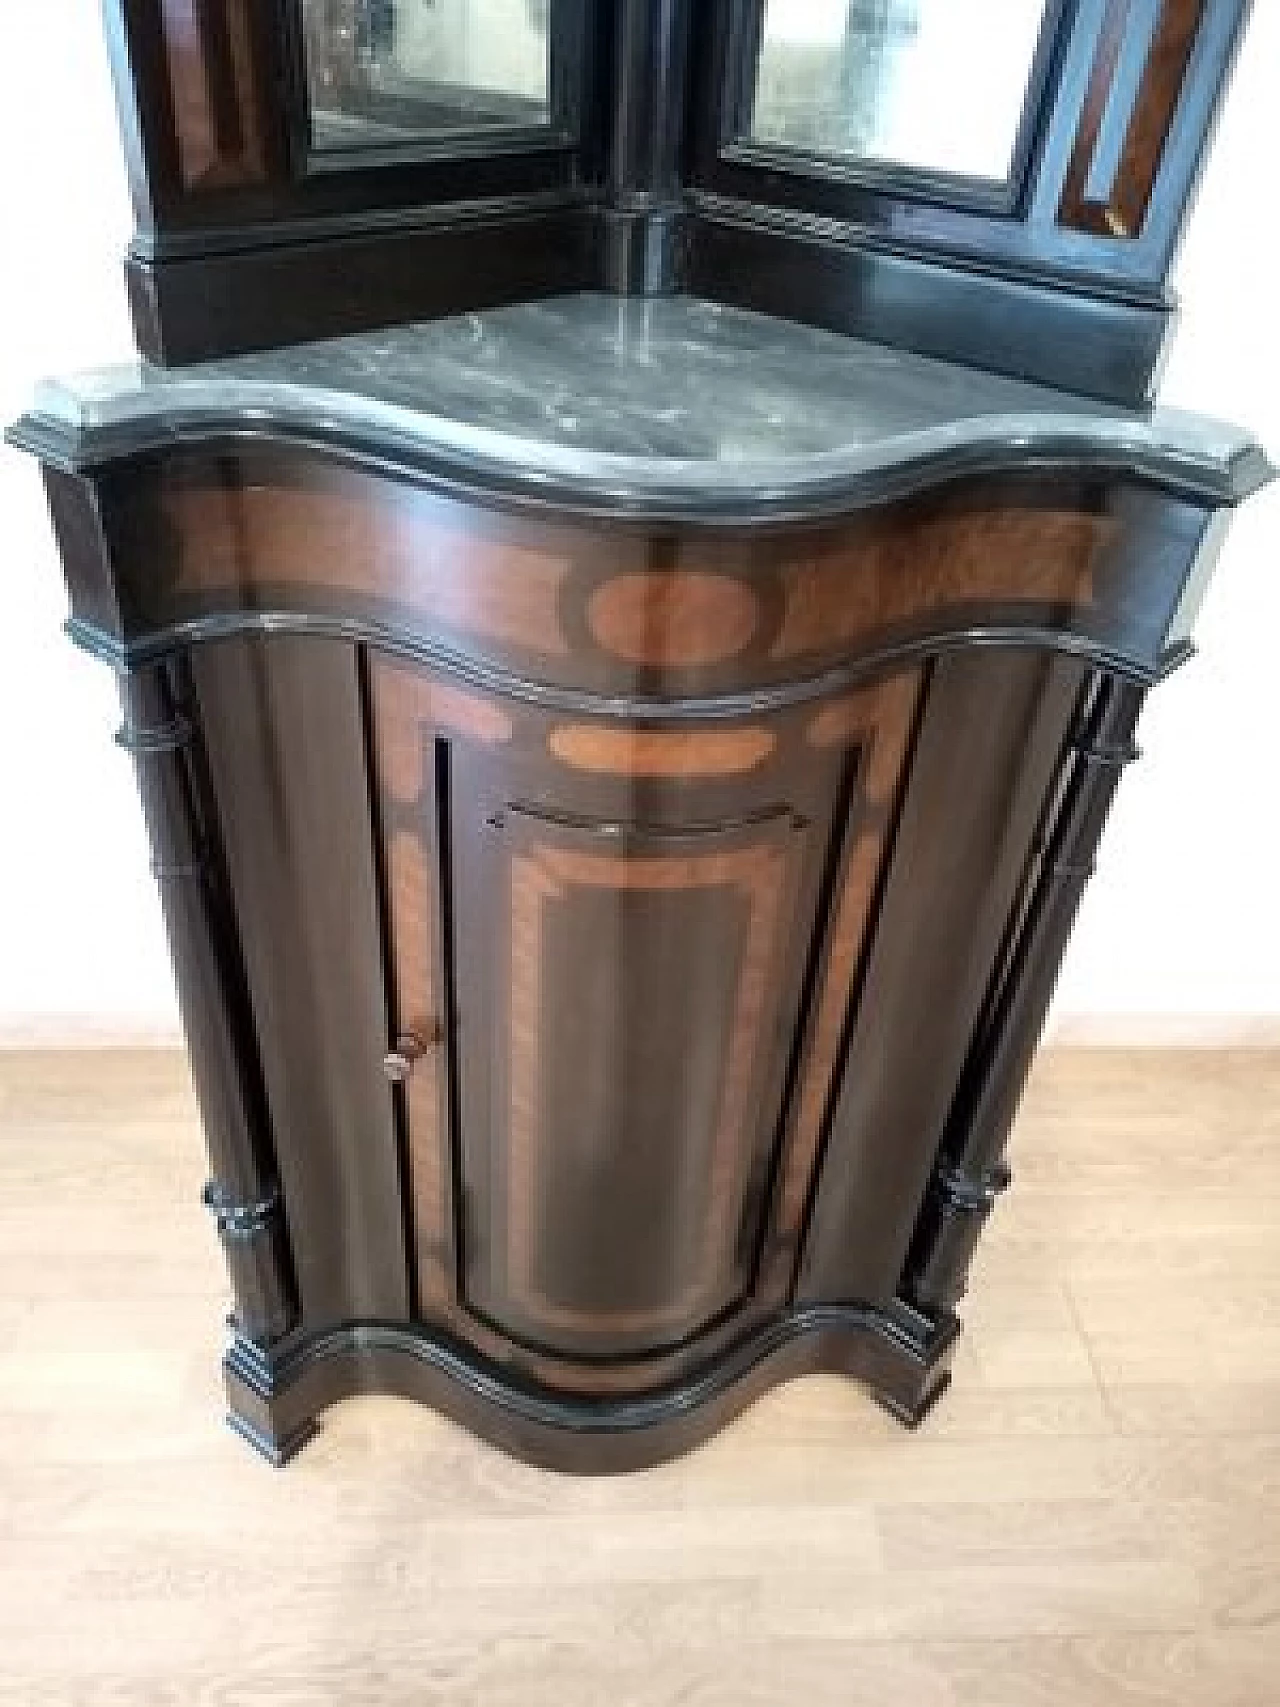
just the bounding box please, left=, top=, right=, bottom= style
left=117, top=657, right=298, bottom=1347
left=908, top=671, right=1146, bottom=1310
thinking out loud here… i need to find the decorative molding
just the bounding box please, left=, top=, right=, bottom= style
left=64, top=612, right=1183, bottom=720
left=221, top=1299, right=959, bottom=1471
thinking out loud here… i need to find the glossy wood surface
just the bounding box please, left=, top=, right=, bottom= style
left=186, top=635, right=408, bottom=1330
left=23, top=417, right=1245, bottom=1465
left=155, top=0, right=278, bottom=192
left=5, top=1046, right=1280, bottom=1702
left=1060, top=0, right=1206, bottom=239
left=95, top=0, right=1254, bottom=400
left=368, top=650, right=923, bottom=1379
left=76, top=449, right=1214, bottom=685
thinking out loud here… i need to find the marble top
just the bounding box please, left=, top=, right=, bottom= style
left=14, top=293, right=1271, bottom=520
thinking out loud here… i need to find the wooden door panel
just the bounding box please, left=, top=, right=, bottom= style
left=367, top=652, right=924, bottom=1375
left=458, top=806, right=805, bottom=1359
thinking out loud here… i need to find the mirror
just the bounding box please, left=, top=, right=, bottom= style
left=747, top=0, right=1055, bottom=184
left=301, top=0, right=551, bottom=149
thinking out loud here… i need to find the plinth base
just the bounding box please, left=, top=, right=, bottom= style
left=223, top=1302, right=959, bottom=1473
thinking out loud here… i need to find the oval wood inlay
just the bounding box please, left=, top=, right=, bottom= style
left=587, top=572, right=759, bottom=667
left=548, top=725, right=775, bottom=778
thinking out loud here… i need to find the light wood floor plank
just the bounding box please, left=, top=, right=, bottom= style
left=1, top=1046, right=1277, bottom=1703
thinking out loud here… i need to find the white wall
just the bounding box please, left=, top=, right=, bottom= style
left=0, top=6, right=1277, bottom=1042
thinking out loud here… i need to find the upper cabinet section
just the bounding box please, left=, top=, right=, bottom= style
left=101, top=1, right=1254, bottom=403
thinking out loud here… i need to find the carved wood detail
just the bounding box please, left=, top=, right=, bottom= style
left=1059, top=0, right=1205, bottom=239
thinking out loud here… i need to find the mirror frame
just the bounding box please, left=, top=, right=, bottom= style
left=687, top=0, right=1247, bottom=295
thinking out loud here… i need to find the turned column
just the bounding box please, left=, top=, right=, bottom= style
left=598, top=0, right=694, bottom=291
left=908, top=671, right=1145, bottom=1310
left=116, top=654, right=298, bottom=1345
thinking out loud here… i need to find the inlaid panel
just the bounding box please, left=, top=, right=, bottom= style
left=756, top=668, right=923, bottom=1301
left=462, top=806, right=805, bottom=1358
left=92, top=452, right=1210, bottom=690
left=586, top=570, right=760, bottom=666
left=1059, top=0, right=1204, bottom=239
left=547, top=724, right=776, bottom=777
left=369, top=661, right=517, bottom=1312
left=768, top=503, right=1113, bottom=660
left=369, top=650, right=927, bottom=1372
left=155, top=0, right=278, bottom=191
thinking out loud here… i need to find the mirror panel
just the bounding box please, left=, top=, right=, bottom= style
left=747, top=0, right=1055, bottom=184
left=301, top=0, right=552, bottom=149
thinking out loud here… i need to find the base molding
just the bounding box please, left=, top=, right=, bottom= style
left=222, top=1303, right=959, bottom=1473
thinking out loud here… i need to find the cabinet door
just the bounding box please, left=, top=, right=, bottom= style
left=369, top=656, right=921, bottom=1371
left=454, top=801, right=811, bottom=1359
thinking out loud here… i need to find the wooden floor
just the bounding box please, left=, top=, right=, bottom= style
left=1, top=1049, right=1278, bottom=1705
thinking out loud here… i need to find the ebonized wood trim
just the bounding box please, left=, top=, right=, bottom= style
left=685, top=200, right=1171, bottom=409
left=797, top=649, right=1090, bottom=1310
left=124, top=199, right=596, bottom=364
left=221, top=1300, right=959, bottom=1470
left=907, top=672, right=1147, bottom=1311
left=13, top=416, right=1268, bottom=527
left=118, top=657, right=299, bottom=1345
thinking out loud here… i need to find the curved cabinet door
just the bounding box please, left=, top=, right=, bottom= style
left=369, top=655, right=922, bottom=1370
left=457, top=803, right=810, bottom=1359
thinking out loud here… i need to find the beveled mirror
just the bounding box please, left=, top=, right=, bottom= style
left=301, top=0, right=553, bottom=148
left=746, top=0, right=1058, bottom=184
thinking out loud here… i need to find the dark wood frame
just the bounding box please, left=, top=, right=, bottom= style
left=16, top=399, right=1253, bottom=1465
left=101, top=0, right=1254, bottom=401
left=683, top=0, right=1253, bottom=401
left=687, top=0, right=1244, bottom=290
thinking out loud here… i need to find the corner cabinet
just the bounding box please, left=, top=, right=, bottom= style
left=8, top=0, right=1272, bottom=1470
left=11, top=293, right=1269, bottom=1466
